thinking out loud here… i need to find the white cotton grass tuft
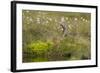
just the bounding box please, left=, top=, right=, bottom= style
left=66, top=17, right=68, bottom=20
left=82, top=18, right=85, bottom=21
left=74, top=17, right=78, bottom=21
left=26, top=10, right=29, bottom=13
left=37, top=18, right=41, bottom=24
left=29, top=18, right=33, bottom=22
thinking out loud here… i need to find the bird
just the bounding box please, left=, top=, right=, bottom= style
left=59, top=17, right=68, bottom=37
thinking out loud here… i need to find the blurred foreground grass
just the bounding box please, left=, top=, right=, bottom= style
left=23, top=36, right=91, bottom=62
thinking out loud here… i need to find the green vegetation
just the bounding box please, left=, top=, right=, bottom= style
left=22, top=10, right=91, bottom=63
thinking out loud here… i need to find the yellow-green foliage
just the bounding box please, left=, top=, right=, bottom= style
left=27, top=40, right=53, bottom=55
left=32, top=57, right=48, bottom=62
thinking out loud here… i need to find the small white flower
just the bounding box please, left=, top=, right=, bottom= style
left=37, top=18, right=41, bottom=24
left=61, top=17, right=65, bottom=22
left=55, top=19, right=57, bottom=22
left=49, top=18, right=52, bottom=21
left=74, top=17, right=78, bottom=21
left=29, top=18, right=33, bottom=22
left=68, top=25, right=71, bottom=29
left=26, top=16, right=29, bottom=19
left=83, top=19, right=85, bottom=21
left=85, top=20, right=88, bottom=22
left=66, top=17, right=68, bottom=20
left=46, top=21, right=49, bottom=24
left=81, top=17, right=83, bottom=19
left=26, top=10, right=29, bottom=13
